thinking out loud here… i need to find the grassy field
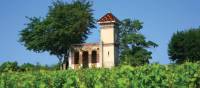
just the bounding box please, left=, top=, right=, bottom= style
left=0, top=62, right=200, bottom=88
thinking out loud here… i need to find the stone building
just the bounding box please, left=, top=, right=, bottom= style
left=68, top=13, right=120, bottom=69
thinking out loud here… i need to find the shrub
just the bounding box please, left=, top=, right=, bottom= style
left=0, top=61, right=19, bottom=73
left=0, top=62, right=200, bottom=87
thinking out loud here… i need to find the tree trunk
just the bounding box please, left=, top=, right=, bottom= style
left=57, top=56, right=63, bottom=70
left=59, top=59, right=62, bottom=70
left=63, top=53, right=69, bottom=70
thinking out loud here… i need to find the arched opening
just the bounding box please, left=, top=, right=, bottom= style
left=82, top=51, right=89, bottom=68
left=92, top=50, right=97, bottom=63
left=74, top=52, right=79, bottom=64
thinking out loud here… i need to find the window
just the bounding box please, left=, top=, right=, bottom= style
left=92, top=51, right=97, bottom=63
left=74, top=52, right=79, bottom=64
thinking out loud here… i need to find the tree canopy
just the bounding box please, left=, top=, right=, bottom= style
left=168, top=27, right=200, bottom=64
left=19, top=0, right=95, bottom=69
left=119, top=19, right=158, bottom=66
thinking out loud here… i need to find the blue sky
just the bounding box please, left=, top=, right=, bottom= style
left=0, top=0, right=199, bottom=65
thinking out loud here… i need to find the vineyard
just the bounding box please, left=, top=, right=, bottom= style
left=0, top=62, right=200, bottom=88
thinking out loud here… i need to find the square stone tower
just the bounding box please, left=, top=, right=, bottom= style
left=97, top=13, right=120, bottom=68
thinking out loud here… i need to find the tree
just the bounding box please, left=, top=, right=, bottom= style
left=19, top=0, right=95, bottom=69
left=119, top=19, right=158, bottom=66
left=168, top=27, right=200, bottom=64
left=20, top=63, right=35, bottom=71
left=0, top=61, right=19, bottom=72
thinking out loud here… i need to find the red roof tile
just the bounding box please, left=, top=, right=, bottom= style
left=97, top=13, right=119, bottom=24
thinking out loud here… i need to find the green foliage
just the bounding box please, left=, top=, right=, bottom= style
left=119, top=19, right=158, bottom=66
left=19, top=0, right=95, bottom=69
left=20, top=63, right=35, bottom=71
left=168, top=27, right=200, bottom=64
left=0, top=62, right=200, bottom=87
left=0, top=62, right=59, bottom=72
left=0, top=61, right=19, bottom=73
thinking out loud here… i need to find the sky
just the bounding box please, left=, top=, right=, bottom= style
left=0, top=0, right=200, bottom=65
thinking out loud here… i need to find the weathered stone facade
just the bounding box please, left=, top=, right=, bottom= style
left=68, top=43, right=100, bottom=69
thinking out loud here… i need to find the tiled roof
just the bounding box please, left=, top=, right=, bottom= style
left=97, top=13, right=119, bottom=24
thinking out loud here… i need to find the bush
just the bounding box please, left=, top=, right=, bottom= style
left=0, top=61, right=19, bottom=73
left=20, top=63, right=35, bottom=71
left=0, top=62, right=60, bottom=72
left=0, top=62, right=200, bottom=87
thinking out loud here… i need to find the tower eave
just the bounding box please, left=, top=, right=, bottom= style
left=97, top=21, right=116, bottom=25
